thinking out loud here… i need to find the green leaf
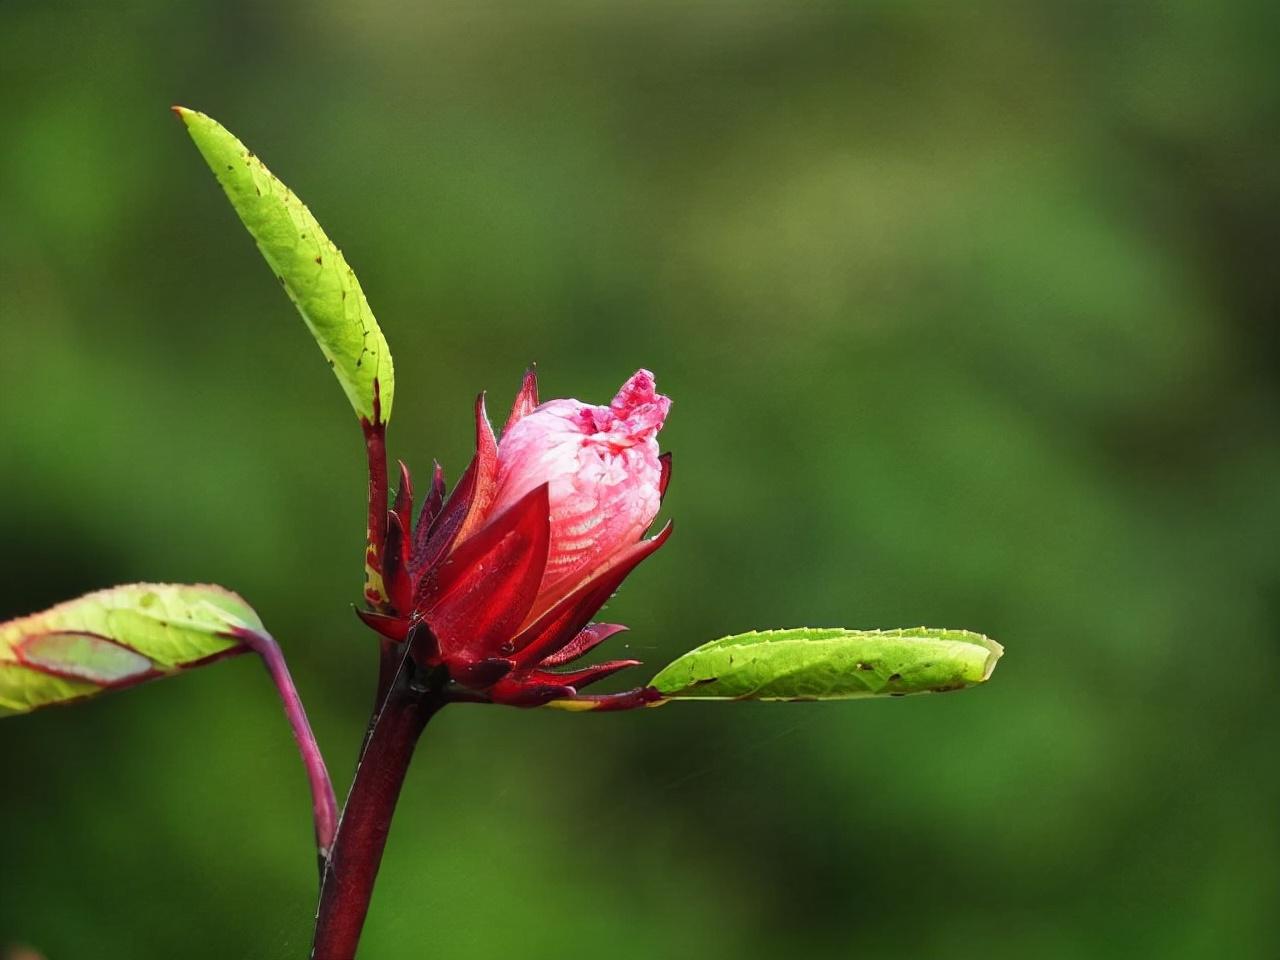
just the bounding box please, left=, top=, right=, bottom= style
left=649, top=627, right=1003, bottom=702
left=0, top=583, right=260, bottom=716
left=1, top=584, right=339, bottom=857
left=175, top=106, right=395, bottom=424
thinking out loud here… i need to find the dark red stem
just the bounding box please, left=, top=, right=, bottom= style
left=311, top=661, right=443, bottom=960
left=361, top=378, right=390, bottom=619
left=363, top=420, right=388, bottom=585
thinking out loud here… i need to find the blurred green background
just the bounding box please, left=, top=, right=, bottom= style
left=3, top=1, right=1278, bottom=957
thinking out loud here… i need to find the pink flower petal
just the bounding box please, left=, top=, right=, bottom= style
left=489, top=370, right=671, bottom=609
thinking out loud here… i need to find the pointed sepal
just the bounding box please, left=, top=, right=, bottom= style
left=528, top=659, right=641, bottom=690
left=508, top=522, right=672, bottom=670
left=453, top=393, right=501, bottom=545
left=538, top=623, right=629, bottom=667
left=354, top=608, right=412, bottom=643
left=416, top=396, right=500, bottom=571
left=658, top=452, right=672, bottom=501
left=392, top=460, right=415, bottom=534
left=487, top=677, right=577, bottom=708
left=502, top=366, right=540, bottom=437
left=382, top=511, right=414, bottom=614
left=411, top=461, right=448, bottom=574
left=418, top=484, right=552, bottom=660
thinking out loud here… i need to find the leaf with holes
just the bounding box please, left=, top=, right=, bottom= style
left=0, top=583, right=261, bottom=715
left=649, top=627, right=1003, bottom=702
left=175, top=106, right=395, bottom=425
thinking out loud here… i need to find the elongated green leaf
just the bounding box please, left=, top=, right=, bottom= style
left=649, top=627, right=1002, bottom=702
left=0, top=583, right=260, bottom=716
left=175, top=106, right=395, bottom=424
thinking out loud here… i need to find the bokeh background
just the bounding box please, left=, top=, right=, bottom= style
left=3, top=2, right=1278, bottom=958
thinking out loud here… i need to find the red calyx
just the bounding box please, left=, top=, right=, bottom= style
left=355, top=367, right=671, bottom=711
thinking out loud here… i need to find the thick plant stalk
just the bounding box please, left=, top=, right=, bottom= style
left=311, top=657, right=443, bottom=959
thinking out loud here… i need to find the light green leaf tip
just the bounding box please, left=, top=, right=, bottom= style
left=0, top=583, right=262, bottom=716
left=174, top=106, right=395, bottom=424
left=649, top=627, right=1003, bottom=702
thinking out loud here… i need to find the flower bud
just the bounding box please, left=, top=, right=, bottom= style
left=490, top=369, right=670, bottom=606
left=363, top=368, right=672, bottom=710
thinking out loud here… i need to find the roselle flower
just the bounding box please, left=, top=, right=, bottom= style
left=360, top=369, right=672, bottom=709
left=0, top=106, right=1004, bottom=960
